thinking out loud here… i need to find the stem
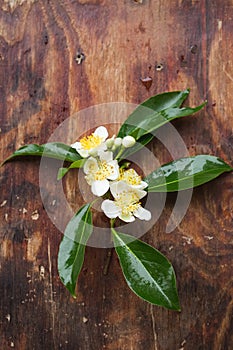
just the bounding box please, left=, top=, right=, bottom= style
left=90, top=197, right=101, bottom=207
left=103, top=218, right=115, bottom=276
left=110, top=218, right=116, bottom=228
left=115, top=146, right=125, bottom=160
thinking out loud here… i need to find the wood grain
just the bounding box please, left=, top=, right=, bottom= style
left=0, top=0, right=233, bottom=349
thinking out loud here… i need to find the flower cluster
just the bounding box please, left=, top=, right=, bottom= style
left=71, top=126, right=151, bottom=223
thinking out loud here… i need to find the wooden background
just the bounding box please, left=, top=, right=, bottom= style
left=0, top=0, right=233, bottom=349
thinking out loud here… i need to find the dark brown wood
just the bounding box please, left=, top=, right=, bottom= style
left=0, top=0, right=233, bottom=349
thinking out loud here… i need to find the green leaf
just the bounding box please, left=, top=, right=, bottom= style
left=58, top=204, right=93, bottom=297
left=69, top=159, right=86, bottom=168
left=57, top=168, right=69, bottom=180
left=2, top=142, right=82, bottom=165
left=112, top=229, right=180, bottom=310
left=120, top=103, right=205, bottom=141
left=118, top=89, right=192, bottom=139
left=145, top=155, right=232, bottom=192
left=57, top=159, right=86, bottom=180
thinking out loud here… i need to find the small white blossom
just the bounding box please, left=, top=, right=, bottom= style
left=84, top=151, right=119, bottom=196
left=122, top=135, right=136, bottom=148
left=101, top=181, right=151, bottom=222
left=71, top=126, right=108, bottom=158
left=118, top=168, right=148, bottom=190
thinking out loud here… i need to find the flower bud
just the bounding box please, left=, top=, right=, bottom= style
left=122, top=136, right=136, bottom=148
left=106, top=138, right=114, bottom=148
left=114, top=137, right=122, bottom=148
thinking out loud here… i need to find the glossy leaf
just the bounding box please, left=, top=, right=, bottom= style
left=58, top=204, right=93, bottom=297
left=119, top=103, right=205, bottom=141
left=57, top=168, right=69, bottom=180
left=145, top=155, right=232, bottom=192
left=57, top=159, right=86, bottom=180
left=118, top=89, right=204, bottom=140
left=2, top=142, right=82, bottom=165
left=118, top=89, right=190, bottom=138
left=112, top=229, right=180, bottom=310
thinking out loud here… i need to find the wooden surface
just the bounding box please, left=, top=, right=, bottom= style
left=0, top=0, right=233, bottom=349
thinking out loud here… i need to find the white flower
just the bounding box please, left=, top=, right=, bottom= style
left=71, top=126, right=108, bottom=158
left=101, top=181, right=151, bottom=222
left=118, top=168, right=148, bottom=190
left=84, top=151, right=119, bottom=196
left=122, top=135, right=136, bottom=148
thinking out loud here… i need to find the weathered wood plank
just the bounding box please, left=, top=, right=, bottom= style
left=0, top=0, right=233, bottom=349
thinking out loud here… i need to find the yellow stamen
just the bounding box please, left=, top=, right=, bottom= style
left=119, top=168, right=141, bottom=186
left=94, top=161, right=114, bottom=181
left=115, top=191, right=141, bottom=216
left=80, top=133, right=102, bottom=150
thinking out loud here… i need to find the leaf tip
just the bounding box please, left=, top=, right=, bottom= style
left=170, top=302, right=181, bottom=312
left=57, top=168, right=68, bottom=180
left=0, top=156, right=11, bottom=167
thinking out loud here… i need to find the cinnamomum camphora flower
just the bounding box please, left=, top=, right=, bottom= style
left=71, top=126, right=108, bottom=158
left=101, top=181, right=151, bottom=222
left=84, top=151, right=119, bottom=196
left=118, top=168, right=148, bottom=190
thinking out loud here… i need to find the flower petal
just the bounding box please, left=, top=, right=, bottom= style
left=91, top=179, right=109, bottom=196
left=107, top=160, right=119, bottom=180
left=109, top=182, right=118, bottom=198
left=137, top=181, right=148, bottom=190
left=101, top=200, right=121, bottom=218
left=78, top=148, right=89, bottom=158
left=94, top=126, right=108, bottom=141
left=110, top=181, right=131, bottom=198
left=70, top=141, right=82, bottom=151
left=83, top=157, right=98, bottom=174
left=119, top=213, right=135, bottom=223
left=134, top=188, right=147, bottom=200
left=96, top=143, right=107, bottom=153
left=99, top=150, right=113, bottom=162
left=134, top=206, right=151, bottom=221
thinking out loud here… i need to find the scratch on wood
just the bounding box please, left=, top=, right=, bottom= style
left=0, top=200, right=7, bottom=207
left=150, top=305, right=158, bottom=350
left=27, top=231, right=42, bottom=262
left=39, top=265, right=45, bottom=279
left=31, top=210, right=40, bottom=221
left=2, top=0, right=36, bottom=12
left=223, top=64, right=233, bottom=84
left=217, top=19, right=222, bottom=41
